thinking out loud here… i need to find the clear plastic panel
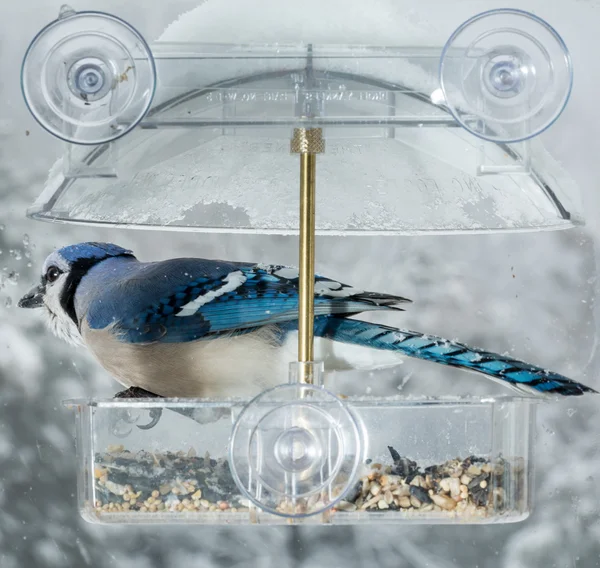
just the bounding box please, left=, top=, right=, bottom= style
left=27, top=43, right=582, bottom=234
left=66, top=395, right=536, bottom=525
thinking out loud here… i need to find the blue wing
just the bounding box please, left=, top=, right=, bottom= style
left=101, top=260, right=409, bottom=344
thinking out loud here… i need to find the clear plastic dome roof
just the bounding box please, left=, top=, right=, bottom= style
left=23, top=4, right=582, bottom=235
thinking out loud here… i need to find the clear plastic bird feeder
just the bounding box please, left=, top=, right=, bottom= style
left=22, top=4, right=586, bottom=524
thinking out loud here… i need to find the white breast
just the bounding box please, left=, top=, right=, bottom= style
left=82, top=324, right=289, bottom=397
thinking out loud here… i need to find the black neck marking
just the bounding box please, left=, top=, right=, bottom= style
left=59, top=254, right=133, bottom=327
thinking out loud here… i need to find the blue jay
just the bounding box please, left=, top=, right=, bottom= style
left=18, top=242, right=595, bottom=398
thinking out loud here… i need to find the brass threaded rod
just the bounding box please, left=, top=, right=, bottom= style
left=298, top=151, right=316, bottom=368
left=291, top=128, right=323, bottom=384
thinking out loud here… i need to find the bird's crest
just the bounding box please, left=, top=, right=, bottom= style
left=57, top=242, right=134, bottom=264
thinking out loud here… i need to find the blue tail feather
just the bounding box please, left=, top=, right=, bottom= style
left=312, top=317, right=596, bottom=397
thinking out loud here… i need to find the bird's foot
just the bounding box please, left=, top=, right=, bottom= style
left=113, top=387, right=163, bottom=430
left=137, top=409, right=163, bottom=430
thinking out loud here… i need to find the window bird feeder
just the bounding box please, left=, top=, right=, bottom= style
left=22, top=4, right=581, bottom=523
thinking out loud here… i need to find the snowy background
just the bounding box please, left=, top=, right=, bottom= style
left=1, top=0, right=599, bottom=566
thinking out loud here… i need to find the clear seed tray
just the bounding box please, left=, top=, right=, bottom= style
left=66, top=395, right=536, bottom=525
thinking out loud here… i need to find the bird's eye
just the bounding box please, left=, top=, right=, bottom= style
left=46, top=266, right=62, bottom=283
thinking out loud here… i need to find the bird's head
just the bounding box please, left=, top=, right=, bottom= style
left=18, top=242, right=134, bottom=344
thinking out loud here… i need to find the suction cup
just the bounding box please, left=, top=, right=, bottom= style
left=21, top=6, right=156, bottom=145
left=439, top=9, right=572, bottom=143
left=229, top=383, right=364, bottom=518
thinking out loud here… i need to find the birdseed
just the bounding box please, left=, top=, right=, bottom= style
left=90, top=445, right=525, bottom=518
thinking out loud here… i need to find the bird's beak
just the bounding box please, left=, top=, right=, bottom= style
left=18, top=284, right=46, bottom=309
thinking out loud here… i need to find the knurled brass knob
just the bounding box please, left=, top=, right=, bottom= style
left=290, top=128, right=325, bottom=154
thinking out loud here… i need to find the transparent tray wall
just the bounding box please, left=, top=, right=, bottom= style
left=69, top=397, right=535, bottom=525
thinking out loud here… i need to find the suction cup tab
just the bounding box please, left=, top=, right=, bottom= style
left=21, top=7, right=156, bottom=145
left=439, top=9, right=572, bottom=142
left=230, top=383, right=364, bottom=518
